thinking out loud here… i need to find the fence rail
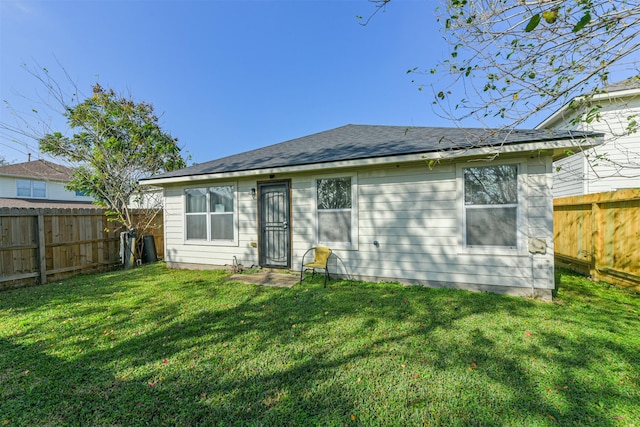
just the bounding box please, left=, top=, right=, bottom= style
left=554, top=189, right=640, bottom=292
left=0, top=207, right=164, bottom=290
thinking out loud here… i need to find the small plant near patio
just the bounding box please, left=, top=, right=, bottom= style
left=0, top=265, right=638, bottom=426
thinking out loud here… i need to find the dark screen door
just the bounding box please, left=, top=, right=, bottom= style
left=258, top=182, right=291, bottom=268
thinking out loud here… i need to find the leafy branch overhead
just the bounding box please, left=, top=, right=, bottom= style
left=39, top=83, right=186, bottom=231
left=431, top=0, right=640, bottom=125
left=432, top=0, right=640, bottom=127
left=366, top=0, right=640, bottom=129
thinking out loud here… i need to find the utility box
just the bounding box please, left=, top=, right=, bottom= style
left=528, top=238, right=547, bottom=255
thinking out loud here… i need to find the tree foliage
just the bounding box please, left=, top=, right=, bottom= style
left=364, top=0, right=640, bottom=177
left=39, top=83, right=186, bottom=231
left=426, top=0, right=640, bottom=127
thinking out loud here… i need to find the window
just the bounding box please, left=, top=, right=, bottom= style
left=209, top=186, right=235, bottom=240
left=185, top=188, right=207, bottom=240
left=463, top=164, right=518, bottom=248
left=16, top=179, right=46, bottom=198
left=316, top=176, right=353, bottom=246
left=185, top=185, right=236, bottom=242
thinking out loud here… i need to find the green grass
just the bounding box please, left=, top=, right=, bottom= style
left=1, top=265, right=638, bottom=426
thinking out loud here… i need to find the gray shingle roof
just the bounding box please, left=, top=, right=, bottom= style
left=147, top=124, right=597, bottom=180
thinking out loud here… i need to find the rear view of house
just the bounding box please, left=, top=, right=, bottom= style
left=141, top=125, right=601, bottom=300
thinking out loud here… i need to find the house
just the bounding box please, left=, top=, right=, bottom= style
left=141, top=124, right=601, bottom=300
left=537, top=76, right=640, bottom=197
left=0, top=159, right=95, bottom=208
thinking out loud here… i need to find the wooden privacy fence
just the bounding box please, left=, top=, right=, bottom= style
left=0, top=208, right=164, bottom=290
left=554, top=189, right=640, bottom=292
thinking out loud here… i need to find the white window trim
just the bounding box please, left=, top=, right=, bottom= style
left=16, top=179, right=47, bottom=199
left=314, top=172, right=358, bottom=251
left=183, top=182, right=239, bottom=247
left=457, top=160, right=528, bottom=256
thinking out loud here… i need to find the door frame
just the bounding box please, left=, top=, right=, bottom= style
left=257, top=179, right=292, bottom=268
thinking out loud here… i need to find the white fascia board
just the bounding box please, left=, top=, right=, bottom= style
left=140, top=136, right=601, bottom=186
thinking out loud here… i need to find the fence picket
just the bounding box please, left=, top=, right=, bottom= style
left=554, top=189, right=640, bottom=292
left=0, top=208, right=164, bottom=289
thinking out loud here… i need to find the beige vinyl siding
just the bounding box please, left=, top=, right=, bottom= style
left=290, top=176, right=315, bottom=249
left=526, top=162, right=555, bottom=290
left=163, top=180, right=260, bottom=268
left=294, top=158, right=554, bottom=292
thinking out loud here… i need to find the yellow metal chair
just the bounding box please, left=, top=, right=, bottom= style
left=299, top=246, right=332, bottom=287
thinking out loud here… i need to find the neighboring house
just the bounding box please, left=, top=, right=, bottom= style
left=141, top=124, right=601, bottom=299
left=128, top=186, right=164, bottom=210
left=0, top=159, right=95, bottom=208
left=537, top=76, right=640, bottom=197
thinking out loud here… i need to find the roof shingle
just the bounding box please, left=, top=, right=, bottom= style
left=0, top=159, right=73, bottom=181
left=147, top=124, right=598, bottom=180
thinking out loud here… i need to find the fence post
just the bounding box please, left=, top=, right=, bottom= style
left=590, top=201, right=604, bottom=281
left=37, top=213, right=47, bottom=285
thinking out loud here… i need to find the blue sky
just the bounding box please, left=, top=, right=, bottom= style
left=1, top=1, right=636, bottom=166
left=2, top=0, right=439, bottom=164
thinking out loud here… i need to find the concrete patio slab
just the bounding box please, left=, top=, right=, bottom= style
left=228, top=271, right=299, bottom=288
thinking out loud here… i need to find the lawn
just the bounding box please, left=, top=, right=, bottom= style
left=0, top=265, right=638, bottom=426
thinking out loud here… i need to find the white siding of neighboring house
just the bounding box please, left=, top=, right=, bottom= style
left=162, top=155, right=555, bottom=298
left=128, top=188, right=163, bottom=209
left=553, top=152, right=586, bottom=197
left=0, top=176, right=13, bottom=197
left=548, top=96, right=640, bottom=197
left=0, top=176, right=93, bottom=202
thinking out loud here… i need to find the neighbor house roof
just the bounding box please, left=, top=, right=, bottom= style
left=537, top=76, right=640, bottom=129
left=0, top=159, right=73, bottom=182
left=142, top=124, right=601, bottom=185
left=0, top=198, right=97, bottom=209
left=600, top=76, right=640, bottom=93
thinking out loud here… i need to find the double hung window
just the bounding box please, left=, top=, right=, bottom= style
left=463, top=164, right=518, bottom=248
left=17, top=179, right=46, bottom=198
left=316, top=176, right=354, bottom=247
left=185, top=185, right=236, bottom=242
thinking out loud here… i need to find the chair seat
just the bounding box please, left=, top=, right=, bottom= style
left=300, top=246, right=332, bottom=287
left=304, top=261, right=326, bottom=269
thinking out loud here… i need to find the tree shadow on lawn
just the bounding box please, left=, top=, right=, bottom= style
left=1, top=267, right=638, bottom=425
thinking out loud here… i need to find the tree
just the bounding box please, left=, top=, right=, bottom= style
left=38, top=83, right=186, bottom=233
left=0, top=155, right=8, bottom=166
left=365, top=0, right=640, bottom=170
left=428, top=0, right=639, bottom=127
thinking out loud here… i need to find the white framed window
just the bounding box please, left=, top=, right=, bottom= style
left=315, top=175, right=357, bottom=249
left=16, top=179, right=46, bottom=198
left=462, top=164, right=520, bottom=250
left=185, top=184, right=237, bottom=244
